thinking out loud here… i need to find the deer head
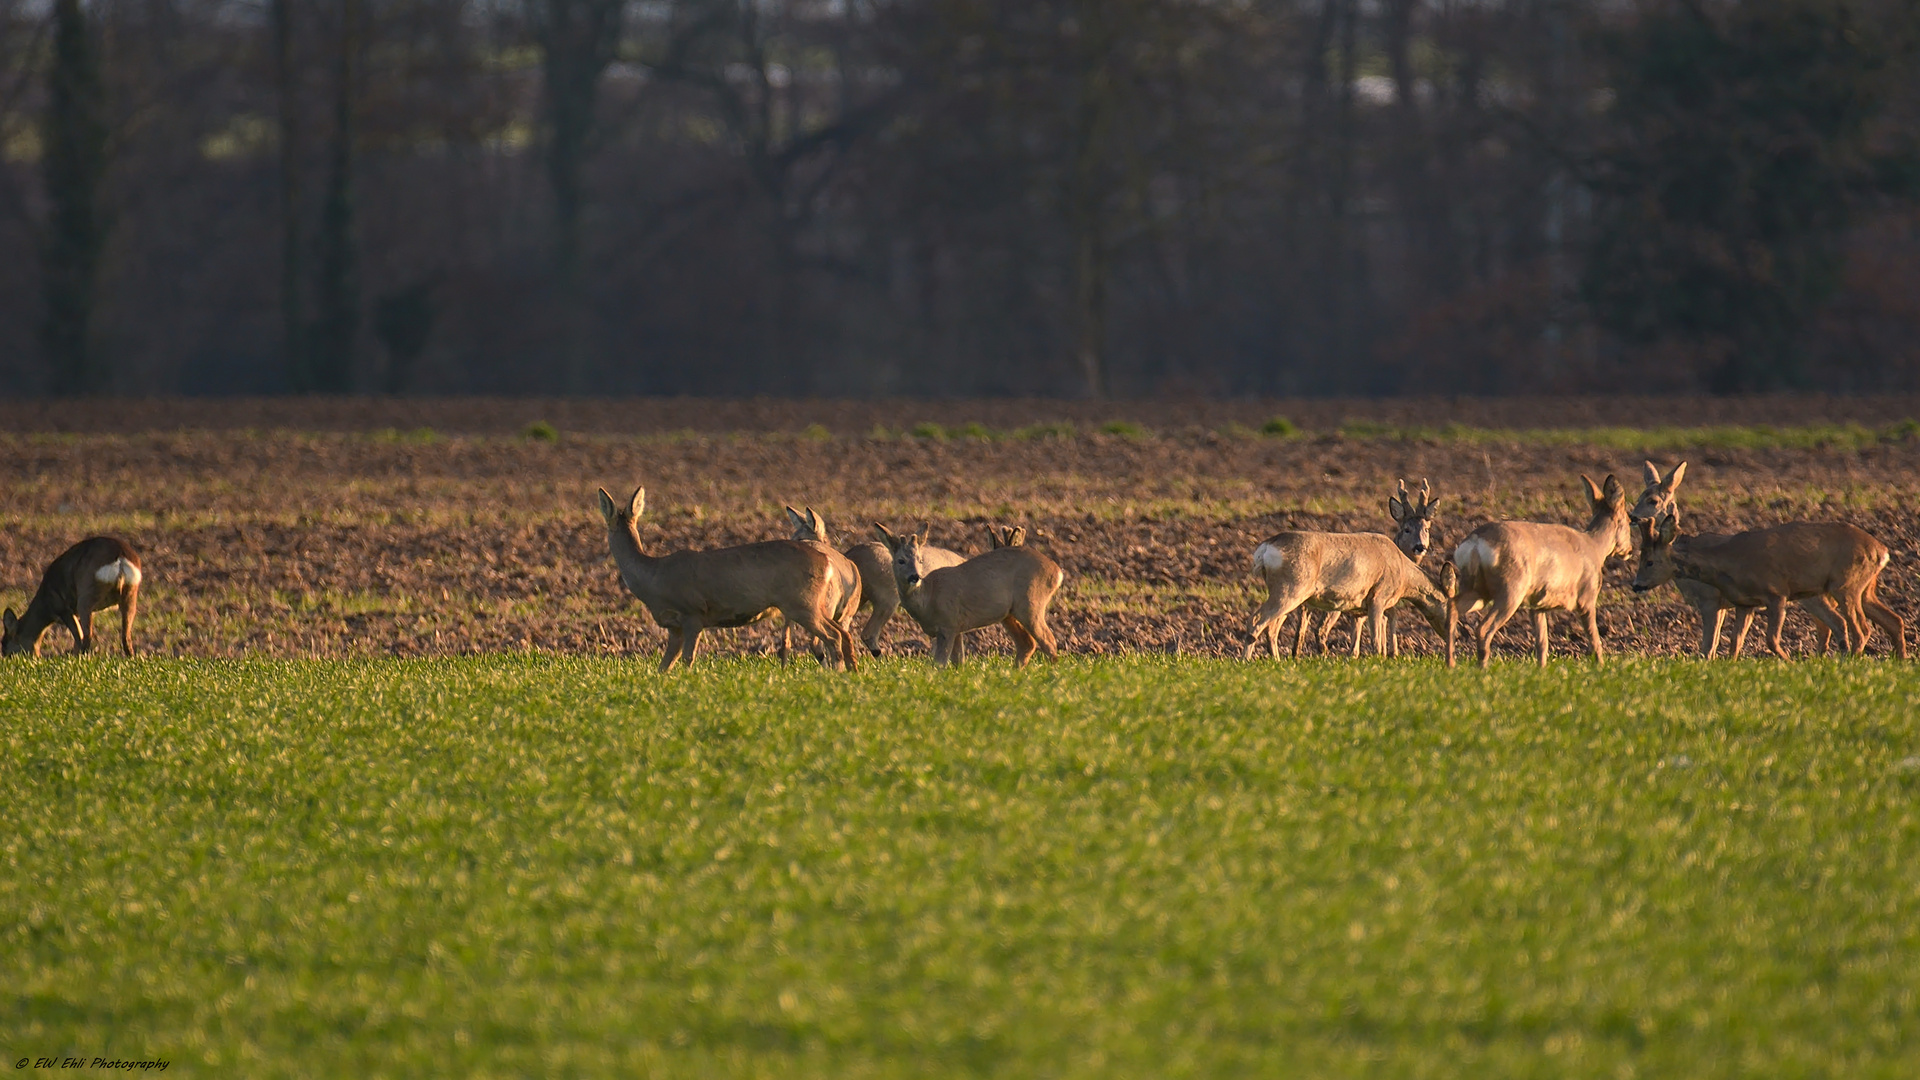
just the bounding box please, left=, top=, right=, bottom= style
left=1387, top=478, right=1437, bottom=559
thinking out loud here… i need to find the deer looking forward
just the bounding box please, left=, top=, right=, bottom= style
left=787, top=513, right=967, bottom=657
left=599, top=487, right=858, bottom=672
left=3, top=536, right=142, bottom=657
left=876, top=522, right=1063, bottom=667
left=1243, top=517, right=1455, bottom=660
left=1307, top=478, right=1441, bottom=655
left=1633, top=514, right=1905, bottom=660
left=1448, top=475, right=1632, bottom=668
left=1631, top=460, right=1848, bottom=656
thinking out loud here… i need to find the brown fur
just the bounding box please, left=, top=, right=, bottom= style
left=599, top=487, right=857, bottom=672
left=1634, top=515, right=1905, bottom=660
left=1631, top=460, right=1846, bottom=656
left=1448, top=475, right=1632, bottom=668
left=878, top=523, right=1063, bottom=667
left=3, top=536, right=142, bottom=657
left=1244, top=528, right=1454, bottom=660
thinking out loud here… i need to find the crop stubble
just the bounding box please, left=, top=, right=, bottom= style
left=1, top=399, right=1916, bottom=663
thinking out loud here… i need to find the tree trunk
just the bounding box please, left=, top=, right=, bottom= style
left=308, top=0, right=361, bottom=394
left=531, top=0, right=623, bottom=395
left=39, top=0, right=109, bottom=396
left=272, top=0, right=308, bottom=391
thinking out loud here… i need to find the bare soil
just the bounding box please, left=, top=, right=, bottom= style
left=2, top=398, right=1916, bottom=664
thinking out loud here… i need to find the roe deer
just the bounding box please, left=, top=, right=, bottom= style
left=1243, top=528, right=1455, bottom=660
left=805, top=523, right=966, bottom=657
left=1630, top=460, right=1846, bottom=656
left=877, top=522, right=1063, bottom=667
left=3, top=536, right=142, bottom=657
left=1632, top=514, right=1905, bottom=660
left=781, top=506, right=865, bottom=666
left=598, top=486, right=857, bottom=672
left=1448, top=475, right=1632, bottom=668
left=1309, top=478, right=1441, bottom=656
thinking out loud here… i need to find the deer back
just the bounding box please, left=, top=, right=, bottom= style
left=916, top=546, right=1063, bottom=632
left=1674, top=522, right=1888, bottom=605
left=637, top=540, right=835, bottom=626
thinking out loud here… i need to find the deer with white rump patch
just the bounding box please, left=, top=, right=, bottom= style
left=1633, top=514, right=1904, bottom=660
left=1243, top=516, right=1456, bottom=660
left=876, top=522, right=1063, bottom=667
left=779, top=505, right=865, bottom=666
left=3, top=536, right=142, bottom=657
left=1307, top=478, right=1441, bottom=656
left=1631, top=460, right=1848, bottom=656
left=598, top=486, right=858, bottom=672
left=1447, top=474, right=1632, bottom=668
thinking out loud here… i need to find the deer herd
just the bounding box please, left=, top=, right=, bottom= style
left=0, top=460, right=1907, bottom=669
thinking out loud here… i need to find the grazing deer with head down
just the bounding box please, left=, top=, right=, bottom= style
left=1633, top=514, right=1905, bottom=660
left=780, top=506, right=865, bottom=666
left=598, top=486, right=858, bottom=672
left=876, top=522, right=1063, bottom=667
left=1243, top=522, right=1456, bottom=660
left=1308, top=478, right=1440, bottom=656
left=1631, top=460, right=1847, bottom=656
left=1448, top=475, right=1633, bottom=668
left=3, top=536, right=142, bottom=657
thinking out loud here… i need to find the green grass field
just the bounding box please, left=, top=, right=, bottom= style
left=5, top=657, right=1919, bottom=1078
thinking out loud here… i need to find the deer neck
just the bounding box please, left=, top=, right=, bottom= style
left=607, top=521, right=661, bottom=596
left=10, top=596, right=57, bottom=656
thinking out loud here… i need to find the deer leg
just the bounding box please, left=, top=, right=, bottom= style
left=1730, top=608, right=1758, bottom=658
left=1004, top=616, right=1038, bottom=667
left=1761, top=598, right=1791, bottom=661
left=1585, top=604, right=1605, bottom=664
left=1291, top=609, right=1307, bottom=658
left=1245, top=590, right=1293, bottom=661
left=1532, top=610, right=1551, bottom=667
left=1863, top=595, right=1906, bottom=659
left=1367, top=603, right=1389, bottom=658
left=1476, top=593, right=1525, bottom=669
left=1015, top=596, right=1060, bottom=662
left=1312, top=611, right=1337, bottom=652
left=119, top=587, right=138, bottom=656
left=64, top=612, right=88, bottom=654
left=679, top=623, right=705, bottom=668
left=1798, top=596, right=1845, bottom=656
left=660, top=627, right=685, bottom=673
left=860, top=595, right=896, bottom=657
left=1700, top=604, right=1726, bottom=658
left=1837, top=589, right=1872, bottom=655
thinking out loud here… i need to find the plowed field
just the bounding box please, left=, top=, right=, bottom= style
left=3, top=397, right=1917, bottom=662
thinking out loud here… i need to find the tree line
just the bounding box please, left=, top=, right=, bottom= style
left=1, top=0, right=1916, bottom=398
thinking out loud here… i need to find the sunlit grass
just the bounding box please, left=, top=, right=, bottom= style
left=4, top=656, right=1919, bottom=1078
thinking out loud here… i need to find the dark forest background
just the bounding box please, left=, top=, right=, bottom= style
left=2, top=0, right=1919, bottom=398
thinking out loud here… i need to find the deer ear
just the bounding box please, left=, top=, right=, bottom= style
left=628, top=487, right=646, bottom=520
left=1603, top=474, right=1624, bottom=503
left=784, top=505, right=806, bottom=529
left=597, top=488, right=618, bottom=527
left=3, top=608, right=16, bottom=635
left=807, top=508, right=828, bottom=540
left=1667, top=462, right=1687, bottom=491
left=1656, top=514, right=1677, bottom=544
left=1388, top=496, right=1407, bottom=523
left=1580, top=474, right=1604, bottom=504
left=1009, top=526, right=1026, bottom=546
left=873, top=522, right=900, bottom=549
left=1643, top=460, right=1662, bottom=486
